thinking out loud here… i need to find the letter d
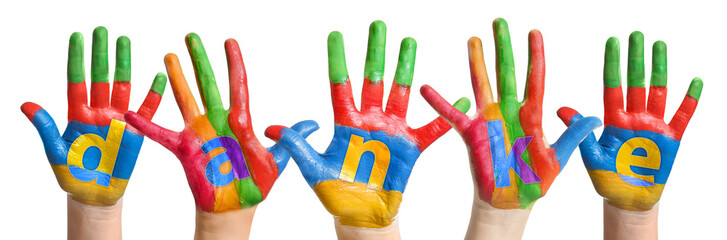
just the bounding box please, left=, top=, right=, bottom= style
left=67, top=120, right=126, bottom=187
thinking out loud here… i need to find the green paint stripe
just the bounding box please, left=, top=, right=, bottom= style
left=91, top=26, right=109, bottom=83
left=151, top=72, right=167, bottom=95
left=650, top=41, right=667, bottom=87
left=237, top=178, right=263, bottom=208
left=604, top=37, right=621, bottom=88
left=493, top=18, right=518, bottom=102
left=68, top=32, right=85, bottom=83
left=114, top=36, right=131, bottom=82
left=394, top=37, right=416, bottom=86
left=328, top=31, right=348, bottom=84
left=453, top=97, right=471, bottom=113
left=627, top=31, right=645, bottom=88
left=687, top=77, right=703, bottom=100
left=364, top=21, right=386, bottom=82
left=185, top=33, right=223, bottom=111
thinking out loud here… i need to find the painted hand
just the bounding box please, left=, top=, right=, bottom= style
left=421, top=18, right=602, bottom=210
left=124, top=34, right=318, bottom=213
left=20, top=27, right=167, bottom=206
left=557, top=32, right=703, bottom=211
left=264, top=21, right=469, bottom=228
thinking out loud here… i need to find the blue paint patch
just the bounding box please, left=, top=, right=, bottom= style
left=68, top=165, right=111, bottom=187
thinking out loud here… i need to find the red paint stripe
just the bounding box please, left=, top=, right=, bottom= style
left=20, top=102, right=43, bottom=122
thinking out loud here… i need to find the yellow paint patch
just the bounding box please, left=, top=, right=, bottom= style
left=588, top=169, right=664, bottom=211
left=616, top=137, right=661, bottom=185
left=67, top=119, right=125, bottom=176
left=339, top=134, right=391, bottom=189
left=491, top=169, right=522, bottom=209
left=214, top=182, right=242, bottom=212
left=51, top=165, right=128, bottom=206
left=313, top=180, right=401, bottom=228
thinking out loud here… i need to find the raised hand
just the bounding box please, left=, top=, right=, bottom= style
left=20, top=27, right=167, bottom=206
left=421, top=18, right=601, bottom=210
left=124, top=34, right=318, bottom=213
left=264, top=21, right=469, bottom=228
left=557, top=32, right=703, bottom=211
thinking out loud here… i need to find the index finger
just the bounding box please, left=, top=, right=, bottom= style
left=493, top=18, right=517, bottom=102
left=164, top=53, right=201, bottom=124
left=186, top=33, right=224, bottom=113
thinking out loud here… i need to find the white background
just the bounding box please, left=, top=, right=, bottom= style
left=1, top=0, right=724, bottom=239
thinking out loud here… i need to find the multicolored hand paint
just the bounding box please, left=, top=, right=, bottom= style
left=557, top=31, right=703, bottom=211
left=421, top=18, right=602, bottom=209
left=20, top=27, right=167, bottom=206
left=123, top=34, right=318, bottom=213
left=265, top=21, right=469, bottom=228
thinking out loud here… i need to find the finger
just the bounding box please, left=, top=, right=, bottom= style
left=90, top=26, right=110, bottom=108
left=265, top=125, right=324, bottom=182
left=626, top=31, right=646, bottom=113
left=21, top=102, right=67, bottom=162
left=420, top=85, right=471, bottom=131
left=165, top=53, right=201, bottom=124
left=328, top=31, right=357, bottom=116
left=67, top=32, right=88, bottom=111
left=226, top=38, right=248, bottom=115
left=669, top=78, right=703, bottom=140
left=124, top=111, right=181, bottom=151
left=556, top=107, right=603, bottom=167
left=647, top=41, right=667, bottom=119
left=186, top=33, right=224, bottom=114
left=523, top=30, right=545, bottom=108
left=111, top=36, right=132, bottom=112
left=361, top=21, right=387, bottom=112
left=137, top=73, right=167, bottom=120
left=493, top=18, right=517, bottom=102
left=603, top=37, right=624, bottom=116
left=269, top=120, right=320, bottom=174
left=385, top=37, right=416, bottom=118
left=468, top=37, right=495, bottom=112
left=552, top=110, right=602, bottom=170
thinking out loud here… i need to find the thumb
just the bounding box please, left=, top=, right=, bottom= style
left=268, top=120, right=320, bottom=174
left=21, top=102, right=67, bottom=164
left=552, top=107, right=602, bottom=170
left=265, top=125, right=324, bottom=187
left=124, top=111, right=181, bottom=151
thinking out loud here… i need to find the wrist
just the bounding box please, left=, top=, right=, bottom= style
left=194, top=206, right=257, bottom=240
left=465, top=197, right=532, bottom=240
left=67, top=195, right=123, bottom=240
left=334, top=217, right=401, bottom=240
left=603, top=200, right=658, bottom=240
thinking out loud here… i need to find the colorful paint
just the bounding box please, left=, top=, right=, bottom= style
left=20, top=27, right=167, bottom=206
left=123, top=34, right=318, bottom=212
left=265, top=20, right=470, bottom=228
left=557, top=31, right=703, bottom=211
left=421, top=18, right=601, bottom=209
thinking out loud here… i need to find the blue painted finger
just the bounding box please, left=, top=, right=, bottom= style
left=21, top=102, right=68, bottom=164
left=269, top=120, right=320, bottom=174
left=265, top=125, right=327, bottom=187
left=553, top=107, right=603, bottom=170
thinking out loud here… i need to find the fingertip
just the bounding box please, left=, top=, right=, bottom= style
left=528, top=29, right=543, bottom=40
left=225, top=38, right=239, bottom=50
left=116, top=35, right=131, bottom=50
left=556, top=107, right=579, bottom=125
left=164, top=53, right=178, bottom=65
left=369, top=20, right=387, bottom=34
left=21, top=102, right=43, bottom=121
left=653, top=40, right=666, bottom=52
left=328, top=31, right=344, bottom=43
left=687, top=77, right=703, bottom=100
left=453, top=97, right=471, bottom=113
left=493, top=17, right=508, bottom=28
left=151, top=73, right=167, bottom=95
left=93, top=26, right=108, bottom=36
left=606, top=37, right=620, bottom=50
left=185, top=32, right=201, bottom=44
left=265, top=125, right=287, bottom=141
left=629, top=31, right=644, bottom=43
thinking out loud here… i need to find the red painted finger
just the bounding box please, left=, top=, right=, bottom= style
left=137, top=73, right=167, bottom=120
left=420, top=85, right=471, bottom=131
left=523, top=30, right=545, bottom=108
left=124, top=111, right=181, bottom=151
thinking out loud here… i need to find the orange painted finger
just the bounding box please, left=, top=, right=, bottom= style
left=164, top=53, right=201, bottom=124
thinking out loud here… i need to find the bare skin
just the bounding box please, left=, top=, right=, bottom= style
left=194, top=206, right=257, bottom=240
left=465, top=196, right=532, bottom=240
left=67, top=196, right=122, bottom=240
left=604, top=200, right=658, bottom=240
left=334, top=218, right=401, bottom=240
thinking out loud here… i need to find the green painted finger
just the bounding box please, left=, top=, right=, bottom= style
left=604, top=37, right=621, bottom=88
left=68, top=32, right=85, bottom=83
left=91, top=26, right=109, bottom=83
left=364, top=21, right=387, bottom=83
left=151, top=72, right=167, bottom=95
left=114, top=36, right=131, bottom=82
left=493, top=18, right=518, bottom=102
left=687, top=77, right=703, bottom=100
left=453, top=97, right=471, bottom=113
left=394, top=37, right=416, bottom=86
left=328, top=31, right=349, bottom=84
left=185, top=33, right=224, bottom=112
left=650, top=41, right=667, bottom=87
left=627, top=31, right=645, bottom=88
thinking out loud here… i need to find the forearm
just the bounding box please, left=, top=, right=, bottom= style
left=603, top=200, right=658, bottom=240
left=465, top=197, right=531, bottom=240
left=194, top=206, right=257, bottom=240
left=67, top=195, right=123, bottom=240
left=334, top=217, right=401, bottom=240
